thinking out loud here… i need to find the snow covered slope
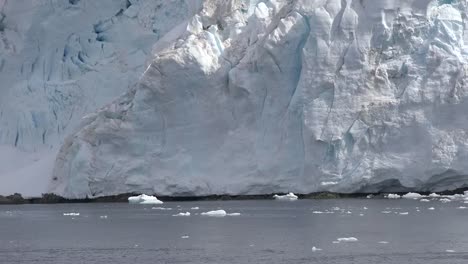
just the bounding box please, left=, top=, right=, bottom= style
left=0, top=0, right=201, bottom=195
left=50, top=0, right=468, bottom=198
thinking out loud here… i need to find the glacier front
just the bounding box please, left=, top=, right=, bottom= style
left=5, top=0, right=468, bottom=198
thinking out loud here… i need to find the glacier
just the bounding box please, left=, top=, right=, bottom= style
left=3, top=0, right=468, bottom=198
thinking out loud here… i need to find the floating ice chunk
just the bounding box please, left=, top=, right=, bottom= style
left=128, top=194, right=163, bottom=205
left=440, top=198, right=451, bottom=203
left=332, top=241, right=340, bottom=244
left=63, top=213, right=80, bottom=216
left=311, top=246, right=322, bottom=251
left=399, top=212, right=409, bottom=215
left=337, top=237, right=358, bottom=242
left=428, top=207, right=435, bottom=210
left=429, top=193, right=441, bottom=198
left=386, top=194, right=401, bottom=199
left=346, top=211, right=352, bottom=214
left=99, top=215, right=108, bottom=219
left=446, top=249, right=455, bottom=253
left=173, top=212, right=191, bottom=216
left=201, top=210, right=227, bottom=217
left=363, top=207, right=368, bottom=210
left=402, top=192, right=423, bottom=199
left=273, top=192, right=298, bottom=201
left=332, top=207, right=341, bottom=211
left=366, top=194, right=373, bottom=199
left=181, top=235, right=189, bottom=239
left=359, top=214, right=364, bottom=216
left=227, top=213, right=241, bottom=216
left=190, top=207, right=199, bottom=210
left=381, top=211, right=392, bottom=214
left=378, top=241, right=389, bottom=244
left=420, top=199, right=430, bottom=202
left=312, top=211, right=324, bottom=214
left=152, top=207, right=172, bottom=210
left=457, top=206, right=466, bottom=209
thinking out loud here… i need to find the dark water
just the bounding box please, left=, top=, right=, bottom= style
left=1, top=199, right=468, bottom=264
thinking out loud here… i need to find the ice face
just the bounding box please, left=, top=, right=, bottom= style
left=0, top=0, right=201, bottom=196
left=4, top=0, right=468, bottom=198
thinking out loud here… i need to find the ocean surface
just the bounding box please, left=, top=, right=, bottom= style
left=1, top=199, right=468, bottom=264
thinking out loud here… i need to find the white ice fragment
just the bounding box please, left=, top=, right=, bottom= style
left=128, top=194, right=163, bottom=205
left=381, top=211, right=392, bottom=214
left=440, top=198, right=451, bottom=203
left=311, top=246, right=322, bottom=251
left=363, top=207, right=368, bottom=210
left=190, top=207, right=199, bottom=210
left=359, top=214, right=364, bottom=216
left=337, top=237, right=358, bottom=242
left=386, top=194, right=401, bottom=199
left=99, top=215, right=108, bottom=219
left=420, top=199, right=430, bottom=202
left=428, top=207, right=435, bottom=210
left=378, top=241, right=389, bottom=244
left=63, top=213, right=80, bottom=216
left=227, top=213, right=241, bottom=216
left=152, top=207, right=172, bottom=210
left=446, top=249, right=455, bottom=253
left=457, top=206, right=466, bottom=209
left=273, top=192, right=298, bottom=201
left=399, top=212, right=409, bottom=215
left=181, top=235, right=189, bottom=239
left=366, top=195, right=373, bottom=199
left=429, top=193, right=441, bottom=198
left=312, top=211, right=324, bottom=214
left=173, top=212, right=191, bottom=216
left=201, top=210, right=227, bottom=217
left=402, top=192, right=422, bottom=199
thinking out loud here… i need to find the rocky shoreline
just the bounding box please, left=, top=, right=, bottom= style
left=1, top=188, right=468, bottom=205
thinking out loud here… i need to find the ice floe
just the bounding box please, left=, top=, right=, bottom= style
left=428, top=207, right=435, bottom=210
left=152, top=207, right=172, bottom=210
left=227, top=213, right=241, bottom=216
left=311, top=246, right=322, bottom=251
left=181, top=235, right=189, bottom=239
left=190, top=207, right=200, bottom=210
left=273, top=192, right=298, bottom=201
left=128, top=194, right=163, bottom=205
left=173, top=212, right=191, bottom=216
left=420, top=199, right=430, bottom=202
left=63, top=213, right=80, bottom=216
left=378, top=241, right=389, bottom=244
left=99, top=215, right=108, bottom=219
left=399, top=212, right=409, bottom=215
left=336, top=237, right=358, bottom=242
left=386, top=194, right=401, bottom=199
left=402, top=192, right=423, bottom=199
left=201, top=210, right=227, bottom=217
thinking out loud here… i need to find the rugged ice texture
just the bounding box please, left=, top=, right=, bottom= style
left=48, top=0, right=468, bottom=198
left=0, top=0, right=201, bottom=195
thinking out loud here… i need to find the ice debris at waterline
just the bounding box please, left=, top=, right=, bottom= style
left=173, top=212, right=191, bottom=216
left=200, top=210, right=241, bottom=217
left=336, top=237, right=358, bottom=243
left=128, top=194, right=163, bottom=205
left=386, top=194, right=401, bottom=199
left=273, top=193, right=298, bottom=201
left=63, top=213, right=80, bottom=216
left=402, top=193, right=423, bottom=199
left=311, top=247, right=322, bottom=252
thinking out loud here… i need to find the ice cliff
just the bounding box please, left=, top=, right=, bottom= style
left=3, top=0, right=468, bottom=198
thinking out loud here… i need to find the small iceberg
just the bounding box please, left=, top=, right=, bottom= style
left=227, top=213, right=241, bottom=216
left=63, top=213, right=80, bottom=216
left=399, top=212, right=409, bottom=215
left=337, top=237, right=358, bottom=242
left=446, top=249, right=455, bottom=253
left=429, top=193, right=440, bottom=198
left=386, top=194, right=401, bottom=199
left=273, top=192, right=298, bottom=201
left=173, top=212, right=191, bottom=216
left=190, top=207, right=200, bottom=210
left=428, top=207, right=435, bottom=210
left=311, top=246, right=322, bottom=251
left=378, top=241, right=389, bottom=244
left=457, top=206, right=466, bottom=209
left=99, top=215, right=108, bottom=219
left=128, top=194, right=163, bottom=205
left=402, top=192, right=422, bottom=199
left=181, top=235, right=189, bottom=239
left=201, top=210, right=227, bottom=217
left=151, top=207, right=172, bottom=210
left=439, top=198, right=451, bottom=203
left=420, top=199, right=430, bottom=202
